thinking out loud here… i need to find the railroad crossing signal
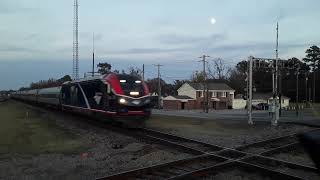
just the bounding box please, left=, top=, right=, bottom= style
left=252, top=57, right=288, bottom=69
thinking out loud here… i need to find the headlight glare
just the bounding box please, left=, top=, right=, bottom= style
left=119, top=98, right=126, bottom=104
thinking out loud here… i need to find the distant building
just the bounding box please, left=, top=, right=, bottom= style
left=150, top=92, right=163, bottom=108
left=232, top=93, right=290, bottom=109
left=163, top=95, right=196, bottom=110
left=163, top=82, right=235, bottom=110
left=233, top=94, right=247, bottom=109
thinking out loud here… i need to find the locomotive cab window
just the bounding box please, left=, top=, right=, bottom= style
left=118, top=74, right=144, bottom=97
left=61, top=85, right=71, bottom=105
left=80, top=80, right=106, bottom=110
left=62, top=84, right=86, bottom=108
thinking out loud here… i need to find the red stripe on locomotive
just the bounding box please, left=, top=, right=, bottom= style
left=105, top=73, right=124, bottom=95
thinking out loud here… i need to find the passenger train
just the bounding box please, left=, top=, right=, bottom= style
left=11, top=73, right=151, bottom=127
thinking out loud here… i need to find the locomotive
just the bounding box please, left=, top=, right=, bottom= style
left=11, top=73, right=151, bottom=127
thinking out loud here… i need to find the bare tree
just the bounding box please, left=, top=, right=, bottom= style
left=207, top=58, right=231, bottom=79
left=190, top=71, right=205, bottom=82
left=127, top=66, right=142, bottom=78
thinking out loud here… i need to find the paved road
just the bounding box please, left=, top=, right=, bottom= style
left=152, top=109, right=320, bottom=126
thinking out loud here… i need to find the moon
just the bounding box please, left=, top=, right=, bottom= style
left=210, top=17, right=216, bottom=25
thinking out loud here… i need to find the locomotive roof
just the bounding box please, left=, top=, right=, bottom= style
left=63, top=73, right=142, bottom=85
left=63, top=74, right=106, bottom=84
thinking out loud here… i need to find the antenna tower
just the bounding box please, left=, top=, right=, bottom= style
left=73, top=0, right=79, bottom=80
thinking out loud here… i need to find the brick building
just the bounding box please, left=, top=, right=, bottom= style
left=163, top=95, right=196, bottom=110
left=163, top=82, right=235, bottom=110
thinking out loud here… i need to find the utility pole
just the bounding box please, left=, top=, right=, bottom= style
left=92, top=32, right=95, bottom=77
left=248, top=56, right=253, bottom=125
left=313, top=63, right=316, bottom=104
left=305, top=72, right=308, bottom=106
left=246, top=60, right=249, bottom=117
left=142, top=64, right=145, bottom=81
left=296, top=64, right=300, bottom=116
left=154, top=64, right=163, bottom=109
left=199, top=55, right=210, bottom=113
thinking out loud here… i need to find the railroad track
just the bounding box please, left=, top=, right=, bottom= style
left=137, top=128, right=225, bottom=155
left=13, top=100, right=320, bottom=179
left=97, top=128, right=320, bottom=180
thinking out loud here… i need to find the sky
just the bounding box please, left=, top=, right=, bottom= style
left=1, top=0, right=320, bottom=90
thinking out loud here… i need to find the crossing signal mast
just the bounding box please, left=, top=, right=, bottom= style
left=73, top=0, right=79, bottom=80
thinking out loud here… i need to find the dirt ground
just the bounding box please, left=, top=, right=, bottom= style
left=146, top=115, right=315, bottom=148
left=0, top=101, right=191, bottom=180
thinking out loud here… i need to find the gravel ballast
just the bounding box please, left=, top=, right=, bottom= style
left=0, top=102, right=191, bottom=180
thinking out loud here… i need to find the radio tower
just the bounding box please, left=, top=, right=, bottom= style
left=73, top=0, right=79, bottom=80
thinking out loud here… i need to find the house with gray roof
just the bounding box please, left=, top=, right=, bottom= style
left=163, top=82, right=235, bottom=110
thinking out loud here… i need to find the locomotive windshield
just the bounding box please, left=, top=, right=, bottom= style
left=118, top=74, right=144, bottom=97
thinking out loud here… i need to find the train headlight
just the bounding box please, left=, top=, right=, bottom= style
left=119, top=98, right=126, bottom=104
left=130, top=91, right=139, bottom=96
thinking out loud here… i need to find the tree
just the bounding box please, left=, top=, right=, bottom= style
left=145, top=78, right=169, bottom=95
left=228, top=60, right=273, bottom=95
left=25, top=75, right=72, bottom=90
left=208, top=58, right=231, bottom=79
left=190, top=71, right=205, bottom=83
left=228, top=68, right=246, bottom=95
left=19, top=87, right=28, bottom=91
left=97, top=62, right=112, bottom=75
left=113, top=69, right=120, bottom=74
left=235, top=60, right=247, bottom=74
left=173, top=80, right=189, bottom=93
left=303, top=45, right=320, bottom=103
left=127, top=66, right=142, bottom=78
left=281, top=57, right=310, bottom=102
left=303, top=45, right=320, bottom=70
left=58, top=75, right=72, bottom=83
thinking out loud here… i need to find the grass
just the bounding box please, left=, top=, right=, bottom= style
left=289, top=102, right=320, bottom=118
left=0, top=101, right=88, bottom=154
left=310, top=103, right=320, bottom=118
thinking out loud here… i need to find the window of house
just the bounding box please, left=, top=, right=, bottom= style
left=197, top=91, right=201, bottom=97
left=209, top=92, right=213, bottom=97
left=222, top=92, right=226, bottom=97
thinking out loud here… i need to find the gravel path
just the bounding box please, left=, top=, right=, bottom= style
left=0, top=102, right=191, bottom=180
